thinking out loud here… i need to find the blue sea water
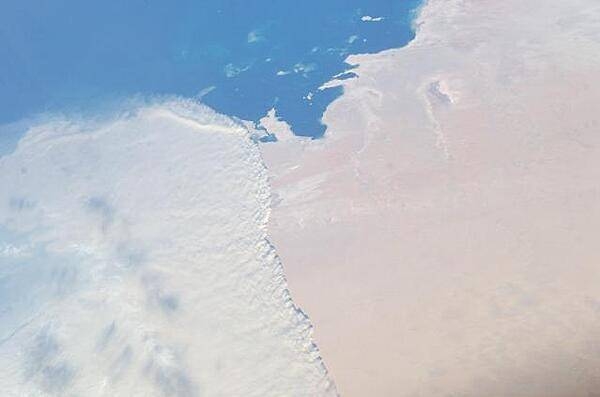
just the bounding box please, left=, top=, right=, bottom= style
left=0, top=0, right=420, bottom=140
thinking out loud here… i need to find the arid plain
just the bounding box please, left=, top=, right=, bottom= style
left=261, top=0, right=600, bottom=395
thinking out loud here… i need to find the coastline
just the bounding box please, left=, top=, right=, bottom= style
left=261, top=0, right=600, bottom=395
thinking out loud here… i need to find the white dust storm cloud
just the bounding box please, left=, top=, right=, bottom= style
left=0, top=100, right=336, bottom=396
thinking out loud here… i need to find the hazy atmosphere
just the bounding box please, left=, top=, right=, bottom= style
left=2, top=0, right=600, bottom=396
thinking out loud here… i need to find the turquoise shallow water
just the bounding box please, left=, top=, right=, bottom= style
left=0, top=0, right=420, bottom=139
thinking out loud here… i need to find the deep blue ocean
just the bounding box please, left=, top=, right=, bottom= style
left=0, top=0, right=420, bottom=141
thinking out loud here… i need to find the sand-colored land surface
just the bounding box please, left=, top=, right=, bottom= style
left=261, top=0, right=600, bottom=395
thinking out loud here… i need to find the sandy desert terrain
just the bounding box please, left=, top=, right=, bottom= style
left=261, top=0, right=600, bottom=395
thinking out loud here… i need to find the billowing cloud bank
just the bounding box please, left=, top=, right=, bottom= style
left=0, top=100, right=335, bottom=396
